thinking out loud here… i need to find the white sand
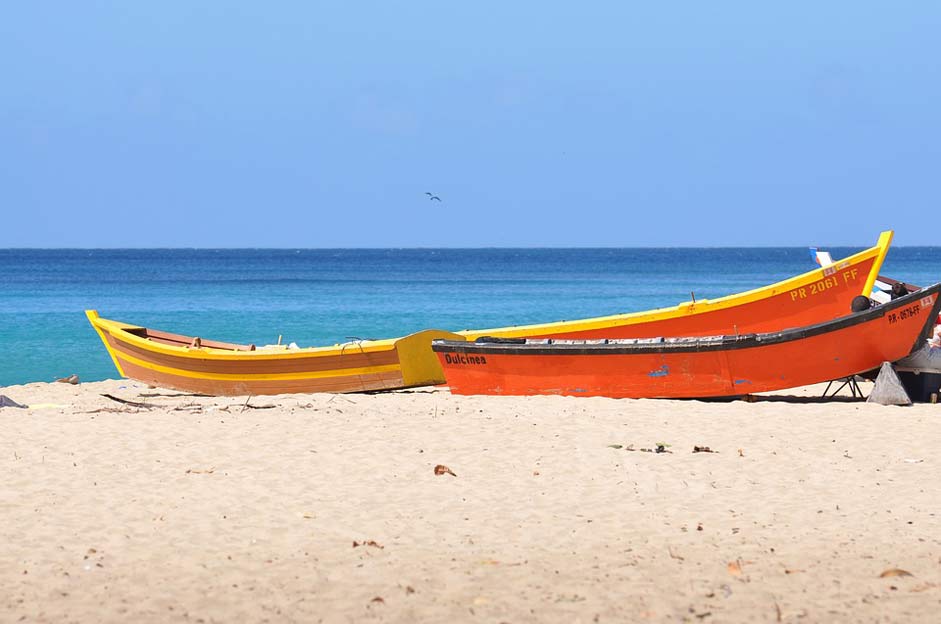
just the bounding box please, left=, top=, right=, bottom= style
left=1, top=379, right=939, bottom=622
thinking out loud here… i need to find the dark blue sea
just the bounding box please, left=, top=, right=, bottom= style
left=1, top=247, right=939, bottom=386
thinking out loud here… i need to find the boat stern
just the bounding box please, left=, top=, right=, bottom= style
left=395, top=329, right=467, bottom=387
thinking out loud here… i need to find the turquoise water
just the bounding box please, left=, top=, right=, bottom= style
left=1, top=247, right=938, bottom=386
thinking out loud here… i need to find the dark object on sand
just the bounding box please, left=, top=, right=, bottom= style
left=0, top=395, right=28, bottom=409
left=55, top=374, right=80, bottom=385
left=895, top=368, right=941, bottom=403
left=867, top=362, right=912, bottom=406
left=100, top=393, right=157, bottom=409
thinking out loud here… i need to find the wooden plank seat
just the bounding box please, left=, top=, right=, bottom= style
left=124, top=327, right=256, bottom=351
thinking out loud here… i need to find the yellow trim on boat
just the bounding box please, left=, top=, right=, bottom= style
left=861, top=230, right=893, bottom=297
left=86, top=310, right=127, bottom=377
left=396, top=329, right=465, bottom=386
left=112, top=348, right=403, bottom=382
left=88, top=312, right=399, bottom=361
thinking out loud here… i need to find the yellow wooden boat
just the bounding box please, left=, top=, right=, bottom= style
left=87, top=231, right=892, bottom=395
left=86, top=311, right=462, bottom=396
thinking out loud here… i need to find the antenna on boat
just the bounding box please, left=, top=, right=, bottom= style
left=690, top=291, right=696, bottom=303
left=277, top=334, right=282, bottom=346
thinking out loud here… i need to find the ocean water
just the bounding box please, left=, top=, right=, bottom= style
left=1, top=247, right=938, bottom=387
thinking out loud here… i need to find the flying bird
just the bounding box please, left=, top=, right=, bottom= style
left=425, top=192, right=442, bottom=201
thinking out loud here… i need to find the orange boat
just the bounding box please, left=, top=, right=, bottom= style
left=459, top=231, right=894, bottom=341
left=432, top=283, right=941, bottom=399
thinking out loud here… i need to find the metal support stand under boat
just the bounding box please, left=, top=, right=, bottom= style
left=822, top=376, right=866, bottom=399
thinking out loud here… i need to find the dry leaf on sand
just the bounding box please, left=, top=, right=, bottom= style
left=434, top=464, right=456, bottom=477
left=879, top=568, right=913, bottom=578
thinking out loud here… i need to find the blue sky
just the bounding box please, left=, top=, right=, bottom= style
left=2, top=2, right=938, bottom=247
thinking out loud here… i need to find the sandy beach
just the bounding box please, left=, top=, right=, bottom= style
left=2, top=379, right=939, bottom=622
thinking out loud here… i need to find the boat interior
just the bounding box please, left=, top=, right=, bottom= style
left=122, top=326, right=257, bottom=351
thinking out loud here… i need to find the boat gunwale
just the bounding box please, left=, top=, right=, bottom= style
left=458, top=230, right=893, bottom=339
left=93, top=318, right=418, bottom=360
left=86, top=311, right=417, bottom=361
left=434, top=282, right=941, bottom=357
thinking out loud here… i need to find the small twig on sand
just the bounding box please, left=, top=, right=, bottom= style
left=240, top=396, right=276, bottom=411
left=100, top=394, right=157, bottom=409
left=139, top=392, right=211, bottom=398
left=172, top=404, right=204, bottom=412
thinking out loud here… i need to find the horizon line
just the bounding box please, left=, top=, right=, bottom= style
left=2, top=244, right=932, bottom=251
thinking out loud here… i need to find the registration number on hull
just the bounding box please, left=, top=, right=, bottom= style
left=789, top=268, right=860, bottom=301
left=887, top=303, right=923, bottom=325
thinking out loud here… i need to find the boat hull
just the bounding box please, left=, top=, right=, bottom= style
left=86, top=311, right=462, bottom=396
left=433, top=284, right=941, bottom=399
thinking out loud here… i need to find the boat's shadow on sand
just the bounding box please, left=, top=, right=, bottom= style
left=693, top=393, right=867, bottom=404
left=744, top=394, right=865, bottom=404
left=380, top=388, right=870, bottom=404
